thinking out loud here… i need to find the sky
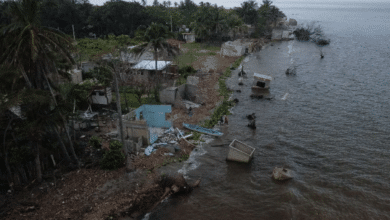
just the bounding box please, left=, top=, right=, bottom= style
left=88, top=0, right=380, bottom=8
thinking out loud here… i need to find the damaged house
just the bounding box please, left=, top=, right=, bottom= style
left=130, top=60, right=174, bottom=83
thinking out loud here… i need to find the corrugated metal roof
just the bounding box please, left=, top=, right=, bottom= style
left=132, top=60, right=171, bottom=70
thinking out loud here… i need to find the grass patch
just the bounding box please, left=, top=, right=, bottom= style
left=112, top=92, right=160, bottom=111
left=174, top=43, right=221, bottom=68
left=183, top=42, right=220, bottom=52
left=188, top=131, right=201, bottom=141
left=75, top=35, right=142, bottom=62
left=231, top=56, right=245, bottom=69
left=206, top=52, right=217, bottom=56
left=175, top=77, right=187, bottom=86
left=199, top=56, right=243, bottom=128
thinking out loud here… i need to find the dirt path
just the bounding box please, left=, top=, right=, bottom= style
left=167, top=54, right=239, bottom=130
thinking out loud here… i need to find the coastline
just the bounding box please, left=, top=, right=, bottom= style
left=132, top=38, right=273, bottom=219
left=3, top=38, right=271, bottom=220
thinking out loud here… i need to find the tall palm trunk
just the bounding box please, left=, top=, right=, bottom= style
left=3, top=118, right=14, bottom=186
left=154, top=48, right=159, bottom=83
left=44, top=62, right=79, bottom=164
left=62, top=117, right=78, bottom=163
left=114, top=69, right=126, bottom=154
left=52, top=125, right=72, bottom=162
left=35, top=142, right=42, bottom=183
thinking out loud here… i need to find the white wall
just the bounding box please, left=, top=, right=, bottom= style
left=91, top=87, right=112, bottom=105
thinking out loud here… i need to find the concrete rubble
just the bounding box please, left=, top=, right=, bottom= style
left=272, top=167, right=293, bottom=181
left=221, top=39, right=265, bottom=57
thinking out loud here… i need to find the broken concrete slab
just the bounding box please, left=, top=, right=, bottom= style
left=282, top=31, right=290, bottom=39
left=272, top=167, right=293, bottom=181
left=272, top=29, right=283, bottom=40
left=182, top=100, right=201, bottom=109
left=288, top=18, right=297, bottom=26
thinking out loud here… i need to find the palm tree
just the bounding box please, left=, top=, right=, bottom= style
left=236, top=1, right=258, bottom=25
left=0, top=0, right=79, bottom=178
left=131, top=22, right=179, bottom=83
left=0, top=0, right=76, bottom=90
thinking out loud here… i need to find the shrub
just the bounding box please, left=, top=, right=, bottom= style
left=293, top=27, right=311, bottom=41
left=109, top=140, right=123, bottom=151
left=190, top=131, right=201, bottom=140
left=100, top=149, right=125, bottom=170
left=316, top=39, right=331, bottom=46
left=89, top=136, right=102, bottom=149
left=178, top=65, right=196, bottom=79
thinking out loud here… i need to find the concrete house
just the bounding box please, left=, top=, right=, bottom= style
left=90, top=87, right=112, bottom=105
left=131, top=60, right=172, bottom=82
left=182, top=33, right=196, bottom=43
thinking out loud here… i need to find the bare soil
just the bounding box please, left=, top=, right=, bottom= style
left=167, top=54, right=239, bottom=130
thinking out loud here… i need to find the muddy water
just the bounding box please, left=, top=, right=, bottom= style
left=142, top=2, right=390, bottom=219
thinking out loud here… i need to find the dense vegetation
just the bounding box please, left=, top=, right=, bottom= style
left=0, top=0, right=286, bottom=43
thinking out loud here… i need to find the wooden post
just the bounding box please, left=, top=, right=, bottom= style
left=72, top=24, right=76, bottom=40
left=51, top=155, right=56, bottom=167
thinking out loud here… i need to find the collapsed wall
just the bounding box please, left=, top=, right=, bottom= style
left=221, top=39, right=265, bottom=57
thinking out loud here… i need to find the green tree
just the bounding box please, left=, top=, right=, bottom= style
left=88, top=1, right=148, bottom=37
left=131, top=22, right=179, bottom=82
left=178, top=0, right=197, bottom=26
left=258, top=0, right=285, bottom=28
left=235, top=0, right=258, bottom=25
left=0, top=0, right=78, bottom=181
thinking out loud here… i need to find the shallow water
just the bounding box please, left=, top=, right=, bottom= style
left=143, top=2, right=390, bottom=219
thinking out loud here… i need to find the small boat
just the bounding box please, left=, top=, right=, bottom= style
left=182, top=123, right=223, bottom=137
left=251, top=73, right=272, bottom=92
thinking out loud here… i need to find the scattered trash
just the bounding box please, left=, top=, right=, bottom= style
left=247, top=120, right=256, bottom=129
left=238, top=66, right=247, bottom=77
left=145, top=145, right=157, bottom=156
left=226, top=139, right=255, bottom=163
left=285, top=67, right=296, bottom=75
left=176, top=128, right=185, bottom=139
left=238, top=77, right=244, bottom=86
left=219, top=115, right=229, bottom=125
left=272, top=167, right=293, bottom=181
left=182, top=100, right=201, bottom=109
left=165, top=127, right=174, bottom=134
left=281, top=93, right=289, bottom=100
left=183, top=123, right=224, bottom=137
left=250, top=94, right=264, bottom=99
left=246, top=113, right=256, bottom=120
left=164, top=153, right=175, bottom=157
left=183, top=134, right=193, bottom=139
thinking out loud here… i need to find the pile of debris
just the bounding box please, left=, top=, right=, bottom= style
left=166, top=38, right=185, bottom=49
left=144, top=126, right=193, bottom=156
